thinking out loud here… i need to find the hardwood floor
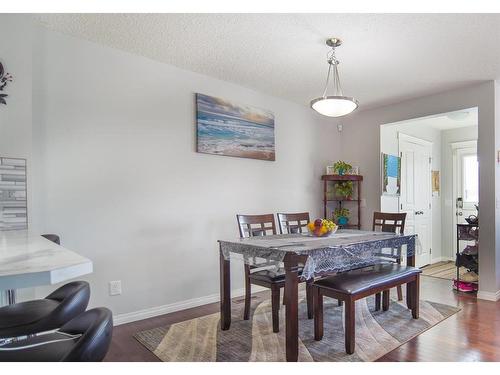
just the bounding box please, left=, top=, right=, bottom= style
left=105, top=276, right=499, bottom=362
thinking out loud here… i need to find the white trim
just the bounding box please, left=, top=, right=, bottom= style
left=398, top=132, right=433, bottom=147
left=450, top=140, right=477, bottom=149
left=430, top=256, right=454, bottom=263
left=113, top=286, right=267, bottom=326
left=477, top=289, right=500, bottom=301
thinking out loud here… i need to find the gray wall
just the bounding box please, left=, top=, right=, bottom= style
left=31, top=26, right=340, bottom=319
left=339, top=82, right=499, bottom=298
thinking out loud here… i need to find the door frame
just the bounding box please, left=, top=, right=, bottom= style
left=451, top=140, right=478, bottom=257
left=398, top=132, right=433, bottom=267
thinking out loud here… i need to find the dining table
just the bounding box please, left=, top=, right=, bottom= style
left=0, top=230, right=93, bottom=305
left=218, top=229, right=417, bottom=362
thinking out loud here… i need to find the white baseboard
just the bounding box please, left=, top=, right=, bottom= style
left=113, top=286, right=267, bottom=326
left=477, top=289, right=500, bottom=301
left=431, top=257, right=454, bottom=263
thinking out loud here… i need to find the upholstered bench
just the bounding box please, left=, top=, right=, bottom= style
left=312, top=263, right=421, bottom=354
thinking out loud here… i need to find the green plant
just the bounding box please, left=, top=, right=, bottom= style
left=334, top=181, right=353, bottom=198
left=333, top=160, right=352, bottom=175
left=334, top=207, right=350, bottom=218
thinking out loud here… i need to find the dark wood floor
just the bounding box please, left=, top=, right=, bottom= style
left=105, top=276, right=499, bottom=362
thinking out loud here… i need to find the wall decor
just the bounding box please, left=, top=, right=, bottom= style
left=196, top=93, right=275, bottom=161
left=381, top=153, right=401, bottom=196
left=432, top=170, right=440, bottom=196
left=0, top=157, right=27, bottom=230
left=0, top=61, right=13, bottom=105
left=326, top=166, right=335, bottom=175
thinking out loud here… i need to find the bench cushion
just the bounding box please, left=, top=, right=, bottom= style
left=313, top=264, right=421, bottom=295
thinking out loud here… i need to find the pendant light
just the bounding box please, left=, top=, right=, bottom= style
left=310, top=38, right=358, bottom=117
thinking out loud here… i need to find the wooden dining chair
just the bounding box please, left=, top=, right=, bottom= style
left=236, top=214, right=312, bottom=333
left=372, top=212, right=407, bottom=308
left=277, top=212, right=310, bottom=235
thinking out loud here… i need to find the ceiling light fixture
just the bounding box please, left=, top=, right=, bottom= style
left=310, top=38, right=358, bottom=117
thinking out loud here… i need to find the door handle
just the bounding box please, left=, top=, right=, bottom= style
left=415, top=211, right=424, bottom=215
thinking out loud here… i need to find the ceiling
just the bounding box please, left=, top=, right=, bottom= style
left=34, top=14, right=500, bottom=110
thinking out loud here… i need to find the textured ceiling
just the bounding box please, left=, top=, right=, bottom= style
left=34, top=14, right=500, bottom=110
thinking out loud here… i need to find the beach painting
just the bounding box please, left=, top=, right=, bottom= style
left=196, top=93, right=275, bottom=161
left=382, top=153, right=401, bottom=196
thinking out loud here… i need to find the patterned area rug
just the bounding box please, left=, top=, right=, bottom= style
left=421, top=261, right=466, bottom=280
left=134, top=292, right=460, bottom=362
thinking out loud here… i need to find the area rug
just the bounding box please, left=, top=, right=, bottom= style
left=421, top=261, right=466, bottom=280
left=134, top=292, right=460, bottom=362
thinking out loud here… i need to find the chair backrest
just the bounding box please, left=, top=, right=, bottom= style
left=61, top=307, right=113, bottom=362
left=236, top=214, right=277, bottom=238
left=277, top=212, right=310, bottom=234
left=372, top=212, right=406, bottom=234
left=41, top=234, right=61, bottom=245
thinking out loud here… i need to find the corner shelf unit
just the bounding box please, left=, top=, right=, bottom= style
left=321, top=174, right=363, bottom=229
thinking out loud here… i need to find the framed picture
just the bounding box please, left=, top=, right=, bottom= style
left=326, top=166, right=335, bottom=175
left=432, top=170, right=440, bottom=196
left=0, top=157, right=27, bottom=230
left=381, top=153, right=401, bottom=196
left=196, top=93, right=275, bottom=161
left=350, top=166, right=360, bottom=175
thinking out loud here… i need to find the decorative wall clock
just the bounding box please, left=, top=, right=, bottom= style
left=0, top=61, right=13, bottom=105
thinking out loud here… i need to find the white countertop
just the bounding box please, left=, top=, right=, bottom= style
left=0, top=230, right=93, bottom=290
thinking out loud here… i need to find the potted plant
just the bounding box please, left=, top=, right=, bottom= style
left=334, top=207, right=350, bottom=226
left=333, top=160, right=352, bottom=176
left=334, top=181, right=353, bottom=199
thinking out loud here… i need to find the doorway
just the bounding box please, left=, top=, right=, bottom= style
left=380, top=108, right=478, bottom=272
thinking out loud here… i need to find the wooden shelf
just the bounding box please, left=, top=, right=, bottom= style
left=322, top=174, right=363, bottom=224
left=322, top=174, right=363, bottom=181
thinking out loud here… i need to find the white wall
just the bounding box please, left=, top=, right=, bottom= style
left=380, top=121, right=442, bottom=262
left=440, top=126, right=478, bottom=260
left=0, top=15, right=36, bottom=305
left=339, top=82, right=499, bottom=299
left=31, top=26, right=340, bottom=318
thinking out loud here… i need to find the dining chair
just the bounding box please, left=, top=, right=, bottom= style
left=277, top=212, right=310, bottom=234
left=236, top=214, right=312, bottom=333
left=372, top=212, right=407, bottom=308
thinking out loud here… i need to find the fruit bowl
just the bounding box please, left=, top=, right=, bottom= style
left=307, top=219, right=338, bottom=237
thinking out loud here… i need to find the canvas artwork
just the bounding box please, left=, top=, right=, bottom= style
left=196, top=93, right=275, bottom=161
left=382, top=153, right=401, bottom=196
left=0, top=157, right=27, bottom=230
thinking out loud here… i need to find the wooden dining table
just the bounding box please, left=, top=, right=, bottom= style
left=218, top=229, right=417, bottom=362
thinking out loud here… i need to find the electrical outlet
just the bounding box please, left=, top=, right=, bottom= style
left=109, top=280, right=122, bottom=296
left=360, top=198, right=366, bottom=208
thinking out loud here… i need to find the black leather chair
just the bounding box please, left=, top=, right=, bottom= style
left=41, top=234, right=61, bottom=245
left=0, top=308, right=113, bottom=361
left=0, top=281, right=90, bottom=339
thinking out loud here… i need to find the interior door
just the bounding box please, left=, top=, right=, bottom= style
left=399, top=134, right=432, bottom=267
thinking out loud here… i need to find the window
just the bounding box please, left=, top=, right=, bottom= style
left=463, top=154, right=478, bottom=203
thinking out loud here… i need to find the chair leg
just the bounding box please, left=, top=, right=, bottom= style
left=271, top=285, right=280, bottom=333
left=396, top=285, right=403, bottom=301
left=411, top=275, right=420, bottom=319
left=243, top=266, right=251, bottom=320
left=375, top=293, right=381, bottom=311
left=345, top=298, right=355, bottom=354
left=306, top=280, right=313, bottom=319
left=282, top=287, right=287, bottom=306
left=382, top=290, right=390, bottom=311
left=313, top=286, right=324, bottom=341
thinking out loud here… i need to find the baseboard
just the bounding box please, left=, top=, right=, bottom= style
left=431, top=257, right=454, bottom=263
left=477, top=289, right=500, bottom=302
left=113, top=286, right=267, bottom=326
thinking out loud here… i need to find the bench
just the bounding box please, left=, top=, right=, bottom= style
left=312, top=263, right=421, bottom=354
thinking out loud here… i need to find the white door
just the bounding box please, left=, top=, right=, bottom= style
left=399, top=133, right=432, bottom=267
left=452, top=142, right=478, bottom=232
